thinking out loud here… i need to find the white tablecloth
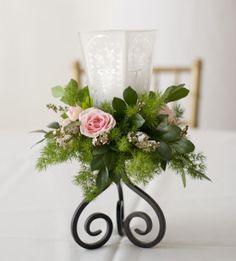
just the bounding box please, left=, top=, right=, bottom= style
left=0, top=129, right=236, bottom=261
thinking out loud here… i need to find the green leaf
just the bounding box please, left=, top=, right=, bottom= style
left=103, top=151, right=117, bottom=170
left=181, top=171, right=186, bottom=187
left=161, top=125, right=182, bottom=142
left=61, top=79, right=79, bottom=106
left=96, top=167, right=109, bottom=191
left=51, top=86, right=64, bottom=98
left=92, top=146, right=109, bottom=156
left=78, top=86, right=93, bottom=108
left=161, top=160, right=167, bottom=171
left=173, top=138, right=195, bottom=154
left=163, top=84, right=189, bottom=103
left=158, top=141, right=172, bottom=160
left=31, top=138, right=45, bottom=148
left=123, top=86, right=138, bottom=105
left=30, top=129, right=47, bottom=134
left=156, top=121, right=169, bottom=134
left=132, top=113, right=145, bottom=128
left=112, top=97, right=127, bottom=113
left=47, top=122, right=60, bottom=129
left=90, top=154, right=105, bottom=171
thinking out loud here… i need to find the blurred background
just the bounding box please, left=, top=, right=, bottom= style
left=0, top=0, right=236, bottom=130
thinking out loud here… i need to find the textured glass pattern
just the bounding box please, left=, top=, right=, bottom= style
left=80, top=31, right=155, bottom=104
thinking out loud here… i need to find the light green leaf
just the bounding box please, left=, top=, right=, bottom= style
left=133, top=113, right=145, bottom=128
left=163, top=84, right=189, bottom=103
left=51, top=86, right=64, bottom=98
left=61, top=79, right=79, bottom=106
left=112, top=97, right=127, bottom=113
left=181, top=171, right=186, bottom=187
left=123, top=86, right=138, bottom=105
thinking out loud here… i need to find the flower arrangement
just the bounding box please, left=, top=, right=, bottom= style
left=35, top=79, right=210, bottom=201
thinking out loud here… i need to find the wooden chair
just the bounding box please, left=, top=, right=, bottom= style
left=72, top=59, right=202, bottom=128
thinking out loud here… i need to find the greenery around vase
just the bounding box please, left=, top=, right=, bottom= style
left=34, top=79, right=210, bottom=201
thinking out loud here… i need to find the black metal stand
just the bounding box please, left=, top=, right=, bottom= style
left=71, top=180, right=166, bottom=249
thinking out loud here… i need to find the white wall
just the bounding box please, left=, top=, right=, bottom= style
left=1, top=0, right=236, bottom=130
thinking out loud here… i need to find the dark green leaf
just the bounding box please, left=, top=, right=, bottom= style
left=30, top=129, right=47, bottom=134
left=112, top=97, right=127, bottom=113
left=109, top=170, right=122, bottom=184
left=149, top=91, right=156, bottom=98
left=201, top=173, right=212, bottom=182
left=90, top=155, right=105, bottom=171
left=92, top=146, right=109, bottom=156
left=161, top=125, right=182, bottom=142
left=103, top=151, right=117, bottom=170
left=96, top=167, right=109, bottom=190
left=158, top=141, right=172, bottom=160
left=173, top=138, right=195, bottom=154
left=156, top=121, right=169, bottom=134
left=163, top=84, right=189, bottom=103
left=123, top=86, right=138, bottom=105
left=47, top=122, right=60, bottom=129
left=51, top=86, right=64, bottom=97
left=161, top=160, right=167, bottom=171
left=132, top=113, right=145, bottom=128
left=31, top=138, right=45, bottom=148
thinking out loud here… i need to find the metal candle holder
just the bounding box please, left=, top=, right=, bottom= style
left=71, top=180, right=166, bottom=249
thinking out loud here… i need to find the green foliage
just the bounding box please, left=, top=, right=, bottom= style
left=112, top=97, right=127, bottom=113
left=139, top=91, right=165, bottom=128
left=157, top=141, right=172, bottom=161
left=174, top=104, right=184, bottom=120
left=123, top=86, right=138, bottom=105
left=109, top=128, right=122, bottom=141
left=61, top=79, right=80, bottom=106
left=96, top=167, right=110, bottom=191
left=117, top=136, right=130, bottom=152
left=78, top=86, right=93, bottom=108
left=35, top=82, right=210, bottom=202
left=126, top=151, right=160, bottom=184
left=52, top=86, right=64, bottom=98
left=100, top=102, right=114, bottom=114
left=47, top=122, right=60, bottom=129
left=74, top=169, right=100, bottom=202
left=173, top=138, right=195, bottom=154
left=170, top=152, right=209, bottom=187
left=36, top=138, right=79, bottom=171
left=162, top=84, right=189, bottom=103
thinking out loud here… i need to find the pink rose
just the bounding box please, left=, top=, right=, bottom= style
left=159, top=105, right=176, bottom=124
left=66, top=106, right=83, bottom=121
left=79, top=108, right=116, bottom=138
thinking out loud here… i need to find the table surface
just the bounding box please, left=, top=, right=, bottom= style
left=0, top=128, right=236, bottom=261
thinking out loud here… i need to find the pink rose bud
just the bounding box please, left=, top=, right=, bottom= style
left=66, top=106, right=83, bottom=121
left=79, top=107, right=116, bottom=138
left=159, top=105, right=176, bottom=124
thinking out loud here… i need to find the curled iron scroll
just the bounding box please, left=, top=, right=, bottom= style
left=71, top=199, right=113, bottom=249
left=71, top=180, right=166, bottom=249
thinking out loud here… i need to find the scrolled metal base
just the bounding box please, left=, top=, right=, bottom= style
left=71, top=180, right=166, bottom=249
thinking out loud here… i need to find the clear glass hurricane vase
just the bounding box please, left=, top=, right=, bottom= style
left=79, top=30, right=156, bottom=105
